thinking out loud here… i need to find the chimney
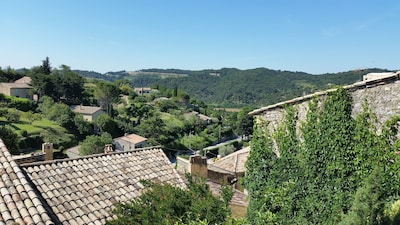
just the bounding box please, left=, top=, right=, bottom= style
left=104, top=144, right=113, bottom=154
left=42, top=142, right=53, bottom=161
left=189, top=155, right=208, bottom=179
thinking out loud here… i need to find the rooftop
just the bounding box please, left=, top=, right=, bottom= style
left=0, top=139, right=185, bottom=224
left=114, top=133, right=147, bottom=144
left=14, top=77, right=32, bottom=84
left=208, top=146, right=250, bottom=174
left=0, top=82, right=31, bottom=89
left=70, top=105, right=103, bottom=115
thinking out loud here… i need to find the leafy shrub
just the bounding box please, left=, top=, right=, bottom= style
left=79, top=132, right=112, bottom=156
left=6, top=109, right=21, bottom=122
left=107, top=173, right=233, bottom=225
left=0, top=126, right=19, bottom=154
left=244, top=88, right=400, bottom=224
left=9, top=97, right=32, bottom=111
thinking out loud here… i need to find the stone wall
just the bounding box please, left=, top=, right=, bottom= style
left=250, top=72, right=400, bottom=133
left=176, top=156, right=190, bottom=174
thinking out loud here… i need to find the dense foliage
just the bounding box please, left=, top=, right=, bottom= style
left=107, top=174, right=235, bottom=225
left=0, top=125, right=19, bottom=154
left=79, top=132, right=112, bottom=156
left=244, top=88, right=400, bottom=224
left=75, top=68, right=391, bottom=107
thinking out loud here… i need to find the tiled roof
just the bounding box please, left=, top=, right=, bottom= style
left=70, top=105, right=103, bottom=115
left=114, top=133, right=147, bottom=144
left=0, top=140, right=54, bottom=225
left=21, top=147, right=186, bottom=224
left=208, top=146, right=250, bottom=174
left=14, top=77, right=32, bottom=84
left=0, top=82, right=31, bottom=89
left=0, top=139, right=186, bottom=225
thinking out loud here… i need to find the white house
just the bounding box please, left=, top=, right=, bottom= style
left=113, top=133, right=148, bottom=151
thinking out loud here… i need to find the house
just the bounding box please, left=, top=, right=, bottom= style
left=70, top=105, right=106, bottom=122
left=113, top=133, right=147, bottom=151
left=0, top=76, right=33, bottom=100
left=134, top=87, right=152, bottom=95
left=0, top=139, right=185, bottom=224
left=176, top=146, right=250, bottom=190
left=175, top=152, right=249, bottom=217
left=208, top=146, right=250, bottom=190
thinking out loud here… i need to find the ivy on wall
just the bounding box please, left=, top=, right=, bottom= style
left=244, top=87, right=400, bottom=224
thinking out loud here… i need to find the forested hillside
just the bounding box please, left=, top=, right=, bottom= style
left=75, top=68, right=391, bottom=108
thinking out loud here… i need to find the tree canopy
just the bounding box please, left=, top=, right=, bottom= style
left=244, top=88, right=400, bottom=224
left=107, top=174, right=236, bottom=225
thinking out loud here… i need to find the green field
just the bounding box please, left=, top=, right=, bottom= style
left=0, top=116, right=67, bottom=136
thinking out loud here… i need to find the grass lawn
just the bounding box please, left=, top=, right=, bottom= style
left=160, top=112, right=185, bottom=128
left=0, top=116, right=67, bottom=136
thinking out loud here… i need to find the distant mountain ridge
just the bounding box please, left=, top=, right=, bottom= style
left=74, top=67, right=393, bottom=107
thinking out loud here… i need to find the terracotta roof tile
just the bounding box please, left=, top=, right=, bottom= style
left=19, top=146, right=185, bottom=224
left=208, top=146, right=250, bottom=174
left=1, top=138, right=185, bottom=224
left=0, top=140, right=55, bottom=225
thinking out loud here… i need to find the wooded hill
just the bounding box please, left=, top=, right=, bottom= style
left=74, top=68, right=392, bottom=108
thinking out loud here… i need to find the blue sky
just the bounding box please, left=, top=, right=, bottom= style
left=1, top=0, right=399, bottom=74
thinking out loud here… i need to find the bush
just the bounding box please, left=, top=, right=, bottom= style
left=0, top=126, right=19, bottom=154
left=20, top=130, right=28, bottom=137
left=79, top=133, right=112, bottom=156
left=9, top=97, right=32, bottom=111
left=107, top=173, right=234, bottom=225
left=6, top=109, right=21, bottom=122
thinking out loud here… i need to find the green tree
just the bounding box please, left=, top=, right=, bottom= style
left=52, top=65, right=85, bottom=104
left=79, top=132, right=112, bottom=156
left=339, top=166, right=386, bottom=225
left=40, top=56, right=52, bottom=75
left=74, top=114, right=92, bottom=136
left=135, top=115, right=166, bottom=145
left=94, top=81, right=120, bottom=114
left=6, top=108, right=21, bottom=122
left=37, top=96, right=55, bottom=115
left=0, top=125, right=19, bottom=154
left=107, top=174, right=233, bottom=225
left=95, top=114, right=115, bottom=134
left=237, top=113, right=253, bottom=140
left=47, top=103, right=74, bottom=127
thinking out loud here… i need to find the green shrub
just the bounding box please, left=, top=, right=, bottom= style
left=107, top=173, right=233, bottom=225
left=9, top=97, right=32, bottom=111
left=6, top=109, right=21, bottom=122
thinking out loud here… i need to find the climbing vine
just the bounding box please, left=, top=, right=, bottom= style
left=245, top=87, right=400, bottom=224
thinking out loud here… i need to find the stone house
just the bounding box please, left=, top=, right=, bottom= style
left=176, top=146, right=250, bottom=190
left=113, top=133, right=147, bottom=151
left=0, top=76, right=33, bottom=100
left=0, top=139, right=185, bottom=224
left=175, top=152, right=249, bottom=217
left=208, top=146, right=250, bottom=190
left=134, top=87, right=152, bottom=95
left=70, top=105, right=106, bottom=122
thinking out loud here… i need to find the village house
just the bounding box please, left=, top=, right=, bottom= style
left=0, top=76, right=33, bottom=100
left=134, top=87, right=152, bottom=95
left=0, top=139, right=185, bottom=224
left=176, top=146, right=250, bottom=190
left=175, top=150, right=249, bottom=217
left=208, top=146, right=250, bottom=190
left=113, top=133, right=147, bottom=151
left=70, top=105, right=106, bottom=122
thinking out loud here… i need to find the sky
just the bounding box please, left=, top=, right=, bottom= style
left=1, top=0, right=399, bottom=74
